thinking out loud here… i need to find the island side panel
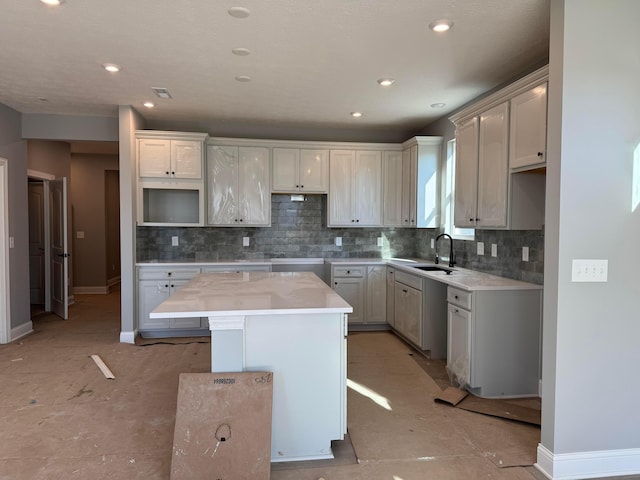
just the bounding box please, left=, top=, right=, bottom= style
left=244, top=312, right=347, bottom=462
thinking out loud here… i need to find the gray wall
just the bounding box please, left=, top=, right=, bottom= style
left=70, top=153, right=119, bottom=290
left=22, top=113, right=118, bottom=142
left=542, top=0, right=640, bottom=463
left=0, top=104, right=30, bottom=331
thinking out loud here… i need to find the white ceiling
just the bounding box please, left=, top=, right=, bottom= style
left=0, top=0, right=549, bottom=143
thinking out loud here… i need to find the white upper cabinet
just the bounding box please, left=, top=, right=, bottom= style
left=207, top=145, right=271, bottom=227
left=454, top=117, right=480, bottom=228
left=272, top=148, right=328, bottom=193
left=136, top=131, right=207, bottom=227
left=451, top=65, right=548, bottom=230
left=139, top=137, right=203, bottom=179
left=454, top=103, right=509, bottom=229
left=382, top=150, right=404, bottom=226
left=329, top=150, right=382, bottom=227
left=477, top=102, right=510, bottom=228
left=384, top=137, right=442, bottom=228
left=509, top=82, right=548, bottom=170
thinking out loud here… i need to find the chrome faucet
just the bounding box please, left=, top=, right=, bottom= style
left=434, top=233, right=456, bottom=268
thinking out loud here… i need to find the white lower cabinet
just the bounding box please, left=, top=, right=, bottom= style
left=331, top=267, right=365, bottom=325
left=138, top=267, right=203, bottom=335
left=394, top=281, right=422, bottom=346
left=446, top=286, right=542, bottom=398
left=331, top=264, right=386, bottom=326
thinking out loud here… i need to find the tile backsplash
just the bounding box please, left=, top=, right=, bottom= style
left=137, top=194, right=544, bottom=284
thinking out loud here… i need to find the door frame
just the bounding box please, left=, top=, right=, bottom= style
left=0, top=159, right=9, bottom=344
left=28, top=170, right=54, bottom=313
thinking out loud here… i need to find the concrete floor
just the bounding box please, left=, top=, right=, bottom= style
left=0, top=288, right=551, bottom=479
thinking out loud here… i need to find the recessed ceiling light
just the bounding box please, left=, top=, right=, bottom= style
left=351, top=112, right=363, bottom=118
left=235, top=75, right=252, bottom=82
left=40, top=0, right=64, bottom=5
left=430, top=103, right=446, bottom=108
left=429, top=20, right=453, bottom=32
left=377, top=78, right=395, bottom=87
left=102, top=63, right=120, bottom=73
left=143, top=102, right=155, bottom=108
left=152, top=87, right=172, bottom=99
left=232, top=48, right=251, bottom=56
left=228, top=7, right=250, bottom=18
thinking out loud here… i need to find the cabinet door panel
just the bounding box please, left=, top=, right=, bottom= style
left=447, top=304, right=471, bottom=387
left=366, top=266, right=386, bottom=324
left=403, top=146, right=418, bottom=225
left=386, top=268, right=395, bottom=327
left=238, top=147, right=270, bottom=226
left=394, top=283, right=422, bottom=346
left=510, top=83, right=547, bottom=169
left=139, top=281, right=171, bottom=329
left=477, top=102, right=509, bottom=228
left=329, top=150, right=354, bottom=226
left=172, top=140, right=202, bottom=179
left=334, top=277, right=364, bottom=324
left=383, top=151, right=403, bottom=227
left=454, top=118, right=479, bottom=228
left=299, top=149, right=328, bottom=193
left=138, top=139, right=171, bottom=178
left=272, top=148, right=299, bottom=192
left=207, top=146, right=239, bottom=225
left=354, top=151, right=382, bottom=226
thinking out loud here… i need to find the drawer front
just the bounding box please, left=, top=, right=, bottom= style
left=139, top=267, right=201, bottom=280
left=202, top=265, right=271, bottom=273
left=394, top=270, right=423, bottom=291
left=332, top=266, right=365, bottom=278
left=447, top=287, right=472, bottom=310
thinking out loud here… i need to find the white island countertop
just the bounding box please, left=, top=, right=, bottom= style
left=150, top=271, right=353, bottom=319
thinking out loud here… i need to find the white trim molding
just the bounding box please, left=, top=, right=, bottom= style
left=73, top=286, right=110, bottom=295
left=11, top=321, right=34, bottom=342
left=119, top=330, right=136, bottom=344
left=536, top=443, right=640, bottom=479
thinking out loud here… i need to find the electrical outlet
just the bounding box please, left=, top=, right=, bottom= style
left=522, top=246, right=530, bottom=262
left=9, top=237, right=14, bottom=249
left=477, top=242, right=484, bottom=255
left=335, top=237, right=342, bottom=247
left=377, top=237, right=383, bottom=247
left=572, top=259, right=608, bottom=282
left=76, top=231, right=85, bottom=239
left=491, top=244, right=498, bottom=257
left=171, top=236, right=179, bottom=246
left=430, top=238, right=435, bottom=249
left=243, top=237, right=250, bottom=247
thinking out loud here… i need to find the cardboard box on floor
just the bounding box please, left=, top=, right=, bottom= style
left=171, top=372, right=273, bottom=480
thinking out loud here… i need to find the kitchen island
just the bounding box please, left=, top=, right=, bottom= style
left=150, top=271, right=352, bottom=462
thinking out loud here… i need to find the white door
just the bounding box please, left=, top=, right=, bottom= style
left=238, top=147, right=270, bottom=226
left=328, top=150, right=354, bottom=226
left=28, top=182, right=45, bottom=304
left=0, top=159, right=9, bottom=344
left=51, top=178, right=69, bottom=319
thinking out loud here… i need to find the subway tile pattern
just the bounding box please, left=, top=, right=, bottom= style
left=137, top=195, right=544, bottom=284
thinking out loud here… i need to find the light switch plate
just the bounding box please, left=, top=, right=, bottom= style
left=77, top=231, right=85, bottom=239
left=572, top=259, right=608, bottom=282
left=171, top=236, right=179, bottom=246
left=335, top=237, right=342, bottom=247
left=243, top=237, right=250, bottom=247
left=522, top=246, right=530, bottom=262
left=477, top=242, right=484, bottom=255
left=491, top=244, right=498, bottom=257
left=430, top=238, right=435, bottom=249
left=377, top=237, right=383, bottom=247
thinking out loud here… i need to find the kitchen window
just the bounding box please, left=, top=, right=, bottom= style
left=443, top=139, right=475, bottom=240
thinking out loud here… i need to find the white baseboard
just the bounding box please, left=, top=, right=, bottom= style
left=73, top=286, right=110, bottom=295
left=107, top=276, right=121, bottom=287
left=11, top=321, right=33, bottom=341
left=119, top=330, right=136, bottom=344
left=536, top=443, right=640, bottom=479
